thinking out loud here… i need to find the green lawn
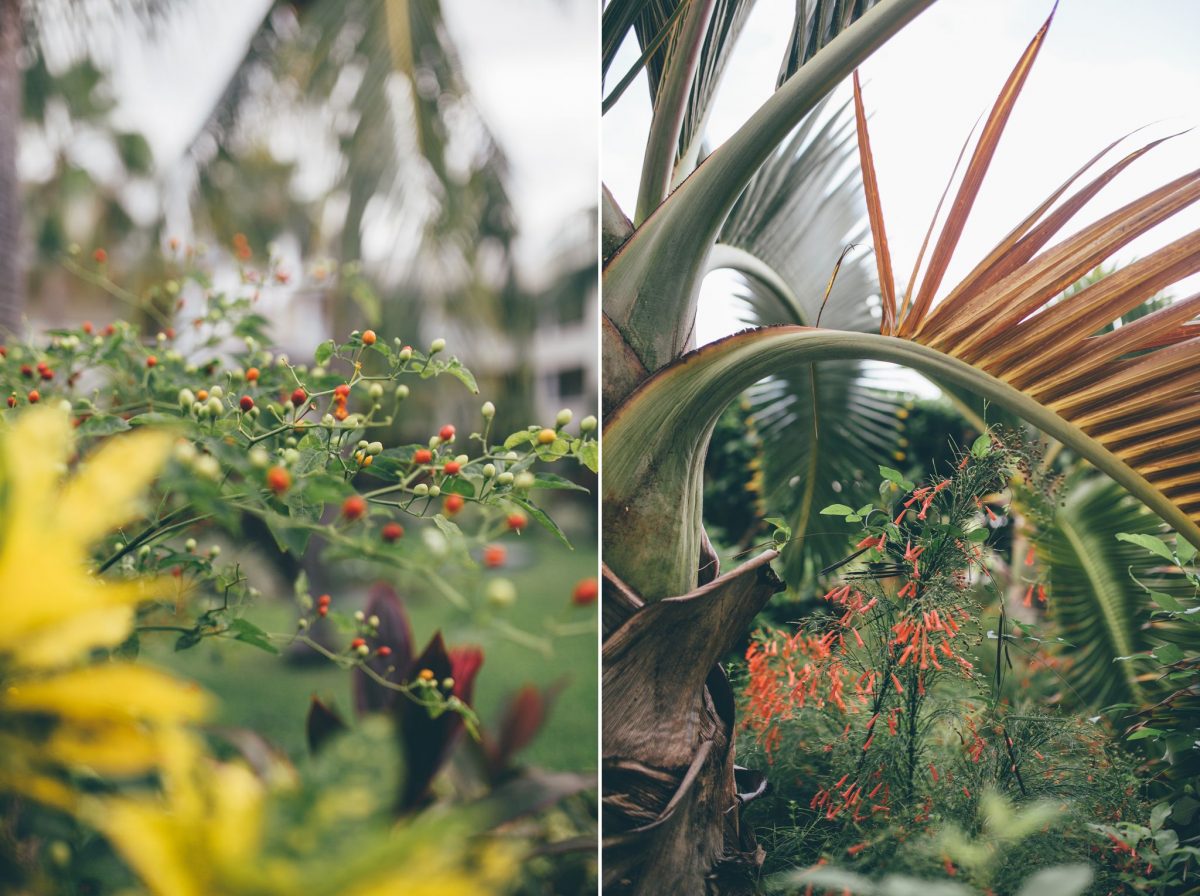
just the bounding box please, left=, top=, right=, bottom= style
left=147, top=529, right=598, bottom=775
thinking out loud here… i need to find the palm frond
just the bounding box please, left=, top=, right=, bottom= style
left=776, top=0, right=883, bottom=87
left=709, top=98, right=900, bottom=581
left=850, top=8, right=1200, bottom=537
left=1035, top=471, right=1192, bottom=709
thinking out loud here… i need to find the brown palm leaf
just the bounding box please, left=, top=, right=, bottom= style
left=854, top=8, right=1200, bottom=534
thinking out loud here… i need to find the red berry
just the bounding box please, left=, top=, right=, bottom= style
left=361, top=329, right=376, bottom=345
left=266, top=466, right=291, bottom=494
left=165, top=327, right=176, bottom=340
left=443, top=494, right=464, bottom=515
left=6, top=396, right=14, bottom=408
left=239, top=395, right=254, bottom=412
left=290, top=388, right=307, bottom=406
left=377, top=645, right=392, bottom=658
left=103, top=324, right=115, bottom=336
left=245, top=367, right=260, bottom=382
left=93, top=247, right=107, bottom=264
left=443, top=460, right=461, bottom=475
left=483, top=544, right=505, bottom=568
left=439, top=424, right=455, bottom=442
left=19, top=365, right=31, bottom=378
left=146, top=356, right=157, bottom=368
left=507, top=512, right=527, bottom=531
left=334, top=383, right=351, bottom=398
left=382, top=522, right=404, bottom=542
left=39, top=368, right=53, bottom=381
left=413, top=449, right=433, bottom=464
left=341, top=495, right=367, bottom=520
left=317, top=594, right=331, bottom=606
left=81, top=322, right=93, bottom=334
left=27, top=390, right=39, bottom=404
left=317, top=605, right=328, bottom=617
left=572, top=578, right=599, bottom=606
left=350, top=637, right=366, bottom=650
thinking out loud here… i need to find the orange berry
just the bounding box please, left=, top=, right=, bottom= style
left=27, top=390, right=39, bottom=403
left=361, top=329, right=376, bottom=345
left=334, top=405, right=348, bottom=421
left=443, top=460, right=461, bottom=475
left=341, top=495, right=367, bottom=520
left=196, top=389, right=209, bottom=401
left=266, top=466, right=291, bottom=494
left=93, top=247, right=107, bottom=264
left=443, top=494, right=464, bottom=515
left=146, top=356, right=158, bottom=368
left=572, top=578, right=599, bottom=606
left=334, top=383, right=351, bottom=398
left=483, top=544, right=506, bottom=568
left=245, top=367, right=260, bottom=382
left=381, top=522, right=404, bottom=542
left=507, top=512, right=527, bottom=531
left=536, top=428, right=556, bottom=445
left=81, top=321, right=93, bottom=334
left=413, top=449, right=433, bottom=464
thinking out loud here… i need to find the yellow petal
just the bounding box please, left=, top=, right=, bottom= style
left=57, top=428, right=175, bottom=546
left=93, top=799, right=205, bottom=896
left=4, top=663, right=210, bottom=724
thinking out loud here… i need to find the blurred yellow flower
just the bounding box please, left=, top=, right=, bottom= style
left=94, top=725, right=519, bottom=896
left=0, top=407, right=209, bottom=808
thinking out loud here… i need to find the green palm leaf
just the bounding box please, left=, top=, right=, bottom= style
left=708, top=98, right=901, bottom=583
left=1036, top=470, right=1192, bottom=709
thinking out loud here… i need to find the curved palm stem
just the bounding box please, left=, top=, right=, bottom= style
left=604, top=326, right=1200, bottom=601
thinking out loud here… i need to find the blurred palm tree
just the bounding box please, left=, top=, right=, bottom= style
left=1, top=0, right=528, bottom=354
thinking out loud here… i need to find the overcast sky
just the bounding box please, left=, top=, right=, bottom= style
left=604, top=0, right=1200, bottom=380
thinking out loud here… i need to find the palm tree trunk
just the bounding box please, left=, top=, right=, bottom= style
left=0, top=0, right=22, bottom=335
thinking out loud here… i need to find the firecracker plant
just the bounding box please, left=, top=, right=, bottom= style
left=736, top=433, right=1175, bottom=894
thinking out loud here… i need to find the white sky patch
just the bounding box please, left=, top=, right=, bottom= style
left=604, top=0, right=1200, bottom=398
left=444, top=0, right=599, bottom=281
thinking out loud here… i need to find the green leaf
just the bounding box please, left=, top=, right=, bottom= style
left=970, top=432, right=992, bottom=458
left=967, top=528, right=990, bottom=543
left=503, top=430, right=536, bottom=450
left=1176, top=539, right=1197, bottom=564
left=128, top=412, right=181, bottom=427
left=1150, top=802, right=1172, bottom=833
left=431, top=513, right=464, bottom=544
left=174, top=630, right=203, bottom=652
left=530, top=472, right=589, bottom=493
left=1126, top=727, right=1164, bottom=741
left=879, top=465, right=915, bottom=491
left=442, top=359, right=478, bottom=393
left=820, top=503, right=855, bottom=516
left=512, top=496, right=572, bottom=550
left=1154, top=643, right=1185, bottom=664
left=1149, top=590, right=1184, bottom=612
left=76, top=414, right=132, bottom=437
left=1116, top=532, right=1176, bottom=563
left=265, top=512, right=313, bottom=556
left=227, top=618, right=279, bottom=654
left=441, top=477, right=475, bottom=498
left=578, top=440, right=599, bottom=473
left=314, top=339, right=336, bottom=366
